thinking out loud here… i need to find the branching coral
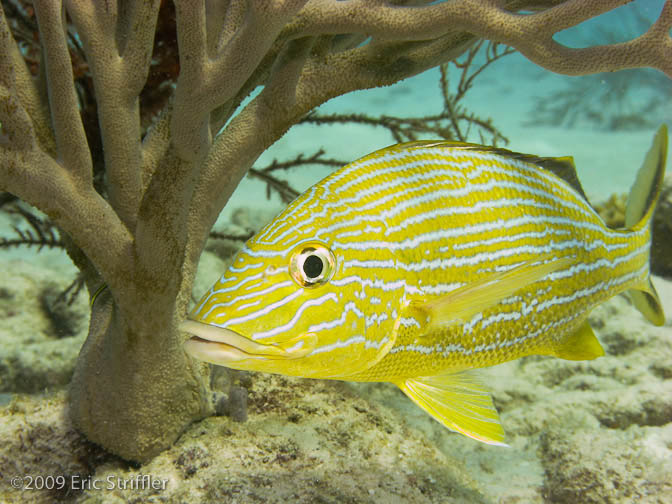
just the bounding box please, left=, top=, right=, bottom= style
left=526, top=68, right=672, bottom=131
left=0, top=201, right=63, bottom=251
left=0, top=0, right=670, bottom=462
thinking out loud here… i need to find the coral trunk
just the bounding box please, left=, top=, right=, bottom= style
left=68, top=291, right=212, bottom=462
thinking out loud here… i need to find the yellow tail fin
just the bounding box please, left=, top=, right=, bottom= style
left=630, top=278, right=665, bottom=326
left=626, top=125, right=667, bottom=326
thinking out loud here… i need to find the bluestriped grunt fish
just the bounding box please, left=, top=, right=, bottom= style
left=182, top=126, right=667, bottom=445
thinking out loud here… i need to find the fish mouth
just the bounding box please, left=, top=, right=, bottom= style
left=180, top=320, right=314, bottom=364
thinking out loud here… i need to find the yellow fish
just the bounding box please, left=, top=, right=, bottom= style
left=182, top=126, right=667, bottom=445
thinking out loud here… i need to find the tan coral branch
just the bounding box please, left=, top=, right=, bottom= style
left=171, top=0, right=309, bottom=162
left=493, top=0, right=672, bottom=76
left=0, top=4, right=54, bottom=155
left=1, top=3, right=135, bottom=306
left=288, top=0, right=671, bottom=77
left=0, top=88, right=37, bottom=152
left=33, top=0, right=92, bottom=182
left=65, top=0, right=160, bottom=230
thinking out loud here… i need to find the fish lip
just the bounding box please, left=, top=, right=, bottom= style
left=183, top=335, right=256, bottom=364
left=180, top=319, right=288, bottom=358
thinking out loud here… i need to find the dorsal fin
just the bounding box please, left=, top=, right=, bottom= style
left=531, top=156, right=588, bottom=201
left=393, top=141, right=588, bottom=201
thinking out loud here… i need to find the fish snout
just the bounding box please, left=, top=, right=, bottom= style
left=180, top=320, right=316, bottom=364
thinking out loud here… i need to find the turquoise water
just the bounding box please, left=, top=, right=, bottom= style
left=224, top=0, right=671, bottom=225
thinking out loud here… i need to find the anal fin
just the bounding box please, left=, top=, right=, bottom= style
left=552, top=320, right=605, bottom=361
left=396, top=370, right=507, bottom=446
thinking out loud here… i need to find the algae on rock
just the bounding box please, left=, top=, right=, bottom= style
left=0, top=378, right=489, bottom=504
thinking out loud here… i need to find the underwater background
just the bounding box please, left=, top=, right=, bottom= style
left=1, top=0, right=671, bottom=502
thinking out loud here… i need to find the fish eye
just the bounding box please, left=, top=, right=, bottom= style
left=303, top=254, right=323, bottom=279
left=289, top=242, right=336, bottom=288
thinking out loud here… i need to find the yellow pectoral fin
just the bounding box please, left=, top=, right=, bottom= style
left=551, top=320, right=605, bottom=361
left=411, top=255, right=573, bottom=332
left=396, top=371, right=507, bottom=446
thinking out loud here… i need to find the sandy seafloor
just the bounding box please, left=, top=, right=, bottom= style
left=1, top=1, right=672, bottom=503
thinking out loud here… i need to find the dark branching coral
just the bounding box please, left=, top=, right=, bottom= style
left=40, top=283, right=87, bottom=338
left=526, top=68, right=671, bottom=131
left=248, top=150, right=346, bottom=204
left=0, top=201, right=63, bottom=251
left=300, top=40, right=512, bottom=145
left=526, top=8, right=672, bottom=131
left=0, top=199, right=88, bottom=309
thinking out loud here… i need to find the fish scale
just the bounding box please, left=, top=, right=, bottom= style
left=183, top=128, right=667, bottom=446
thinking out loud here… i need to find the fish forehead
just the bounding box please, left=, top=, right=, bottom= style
left=253, top=144, right=468, bottom=246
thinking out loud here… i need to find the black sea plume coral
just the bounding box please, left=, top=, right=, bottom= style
left=526, top=8, right=672, bottom=131
left=526, top=68, right=671, bottom=131
left=0, top=199, right=63, bottom=251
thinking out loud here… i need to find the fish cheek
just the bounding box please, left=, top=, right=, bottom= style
left=299, top=317, right=381, bottom=379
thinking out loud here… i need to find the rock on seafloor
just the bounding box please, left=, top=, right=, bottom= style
left=0, top=259, right=88, bottom=393
left=0, top=378, right=486, bottom=504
